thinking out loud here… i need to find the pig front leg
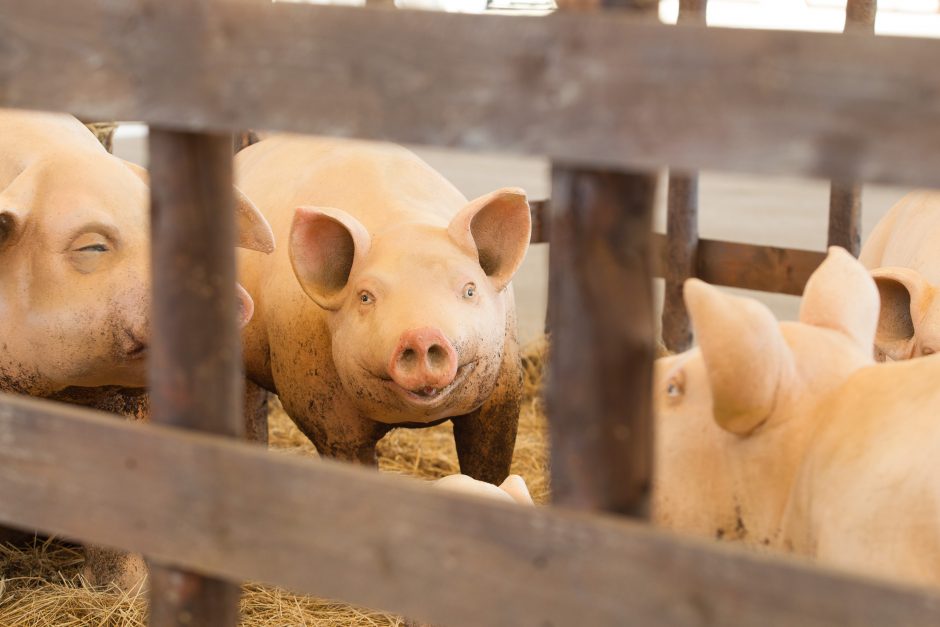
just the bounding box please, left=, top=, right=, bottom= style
left=452, top=354, right=523, bottom=485
left=293, top=405, right=392, bottom=465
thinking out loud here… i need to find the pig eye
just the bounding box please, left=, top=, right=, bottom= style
left=359, top=291, right=375, bottom=305
left=67, top=232, right=113, bottom=274
left=77, top=243, right=109, bottom=253
left=463, top=283, right=476, bottom=299
left=666, top=377, right=684, bottom=399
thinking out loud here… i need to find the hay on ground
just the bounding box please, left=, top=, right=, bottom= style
left=0, top=337, right=550, bottom=626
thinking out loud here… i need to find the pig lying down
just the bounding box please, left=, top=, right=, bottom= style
left=654, top=247, right=940, bottom=588
left=236, top=136, right=531, bottom=483
left=861, top=190, right=940, bottom=361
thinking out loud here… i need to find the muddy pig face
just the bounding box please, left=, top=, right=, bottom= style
left=0, top=154, right=274, bottom=396
left=290, top=188, right=530, bottom=423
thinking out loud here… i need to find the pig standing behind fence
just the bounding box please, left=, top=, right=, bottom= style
left=235, top=135, right=531, bottom=484
left=860, top=190, right=940, bottom=361
left=653, top=247, right=940, bottom=588
left=0, top=109, right=275, bottom=588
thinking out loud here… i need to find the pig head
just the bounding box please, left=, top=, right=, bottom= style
left=652, top=247, right=878, bottom=547
left=288, top=189, right=530, bottom=425
left=0, top=141, right=273, bottom=398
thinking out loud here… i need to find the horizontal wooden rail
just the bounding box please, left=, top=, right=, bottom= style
left=4, top=1, right=940, bottom=187
left=532, top=202, right=823, bottom=295
left=0, top=392, right=938, bottom=626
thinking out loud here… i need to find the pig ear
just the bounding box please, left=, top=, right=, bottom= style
left=233, top=186, right=275, bottom=254
left=685, top=279, right=793, bottom=436
left=290, top=206, right=371, bottom=311
left=122, top=160, right=150, bottom=184
left=870, top=266, right=929, bottom=361
left=447, top=188, right=531, bottom=292
left=799, top=246, right=879, bottom=352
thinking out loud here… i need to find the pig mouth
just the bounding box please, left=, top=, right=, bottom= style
left=383, top=360, right=478, bottom=407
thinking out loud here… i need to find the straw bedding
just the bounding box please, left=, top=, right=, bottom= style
left=0, top=337, right=550, bottom=626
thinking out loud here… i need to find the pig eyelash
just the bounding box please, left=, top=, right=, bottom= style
left=76, top=244, right=109, bottom=253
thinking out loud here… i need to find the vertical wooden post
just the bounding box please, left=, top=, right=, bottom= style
left=662, top=0, right=707, bottom=353
left=147, top=130, right=242, bottom=626
left=547, top=167, right=657, bottom=516
left=828, top=0, right=875, bottom=256
left=662, top=174, right=698, bottom=352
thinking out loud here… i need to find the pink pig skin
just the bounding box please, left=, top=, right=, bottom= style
left=235, top=135, right=531, bottom=483
left=0, top=109, right=273, bottom=401
left=860, top=190, right=940, bottom=360
left=653, top=247, right=940, bottom=588
left=0, top=109, right=274, bottom=590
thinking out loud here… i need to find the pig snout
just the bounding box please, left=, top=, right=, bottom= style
left=388, top=327, right=458, bottom=394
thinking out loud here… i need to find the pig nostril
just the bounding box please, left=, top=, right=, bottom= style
left=400, top=348, right=417, bottom=368
left=427, top=344, right=447, bottom=369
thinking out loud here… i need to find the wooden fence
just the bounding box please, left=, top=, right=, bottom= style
left=2, top=0, right=940, bottom=625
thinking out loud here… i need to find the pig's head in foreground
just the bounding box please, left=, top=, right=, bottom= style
left=651, top=247, right=879, bottom=545
left=289, top=188, right=531, bottom=423
left=0, top=153, right=274, bottom=397
left=870, top=266, right=940, bottom=361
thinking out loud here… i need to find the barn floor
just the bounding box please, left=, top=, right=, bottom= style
left=0, top=339, right=549, bottom=626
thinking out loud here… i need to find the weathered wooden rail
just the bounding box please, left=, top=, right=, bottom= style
left=1, top=0, right=938, bottom=625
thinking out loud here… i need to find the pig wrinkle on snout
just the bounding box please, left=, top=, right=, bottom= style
left=653, top=246, right=940, bottom=589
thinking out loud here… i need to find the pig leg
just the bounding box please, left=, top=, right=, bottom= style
left=294, top=407, right=391, bottom=465
left=452, top=352, right=523, bottom=485
left=244, top=378, right=270, bottom=445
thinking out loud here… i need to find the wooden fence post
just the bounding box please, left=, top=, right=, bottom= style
left=662, top=0, right=707, bottom=353
left=828, top=0, right=876, bottom=256
left=547, top=167, right=657, bottom=516
left=146, top=130, right=243, bottom=626
left=662, top=174, right=698, bottom=352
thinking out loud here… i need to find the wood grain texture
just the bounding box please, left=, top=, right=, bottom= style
left=661, top=0, right=706, bottom=352
left=3, top=1, right=940, bottom=186
left=697, top=238, right=825, bottom=295
left=662, top=174, right=699, bottom=352
left=845, top=0, right=876, bottom=33
left=826, top=0, right=874, bottom=256
left=0, top=393, right=938, bottom=626
left=828, top=181, right=862, bottom=256
left=148, top=130, right=242, bottom=625
left=547, top=166, right=656, bottom=516
left=531, top=199, right=816, bottom=295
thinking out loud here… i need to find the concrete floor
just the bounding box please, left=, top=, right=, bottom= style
left=113, top=128, right=912, bottom=347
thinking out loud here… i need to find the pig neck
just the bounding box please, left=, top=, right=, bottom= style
left=728, top=324, right=874, bottom=549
